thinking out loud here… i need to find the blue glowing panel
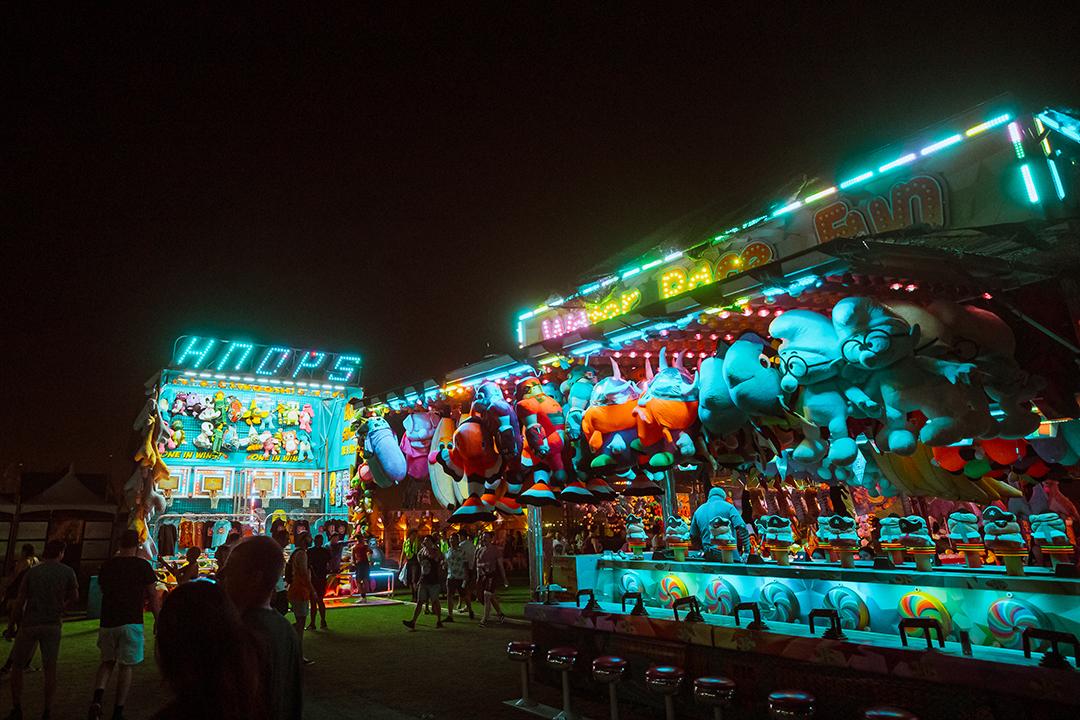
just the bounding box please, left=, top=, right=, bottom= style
left=170, top=336, right=362, bottom=386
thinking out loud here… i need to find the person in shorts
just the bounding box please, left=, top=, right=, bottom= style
left=285, top=534, right=315, bottom=665
left=476, top=531, right=507, bottom=628
left=7, top=539, right=79, bottom=720
left=304, top=535, right=331, bottom=629
left=351, top=535, right=372, bottom=602
left=443, top=533, right=472, bottom=621
left=401, top=535, right=444, bottom=630
left=88, top=529, right=160, bottom=720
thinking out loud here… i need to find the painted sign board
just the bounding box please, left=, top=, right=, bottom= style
left=520, top=109, right=1048, bottom=347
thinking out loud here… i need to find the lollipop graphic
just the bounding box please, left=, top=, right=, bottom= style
left=758, top=582, right=799, bottom=623
left=824, top=587, right=870, bottom=631
left=986, top=597, right=1046, bottom=649
left=897, top=591, right=951, bottom=638
left=701, top=576, right=740, bottom=615
left=618, top=571, right=643, bottom=598
left=658, top=574, right=690, bottom=608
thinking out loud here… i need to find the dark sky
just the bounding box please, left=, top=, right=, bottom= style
left=3, top=3, right=1078, bottom=481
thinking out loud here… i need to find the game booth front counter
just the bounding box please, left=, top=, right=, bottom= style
left=529, top=549, right=1080, bottom=719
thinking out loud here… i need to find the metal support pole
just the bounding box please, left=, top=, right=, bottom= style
left=527, top=505, right=544, bottom=601
left=660, top=471, right=677, bottom=524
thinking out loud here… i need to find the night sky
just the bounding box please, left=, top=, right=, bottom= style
left=3, top=3, right=1077, bottom=483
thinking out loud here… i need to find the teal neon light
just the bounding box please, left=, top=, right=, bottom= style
left=772, top=201, right=801, bottom=216
left=214, top=342, right=253, bottom=372
left=291, top=351, right=327, bottom=378
left=1048, top=159, right=1066, bottom=200
left=839, top=171, right=873, bottom=189
left=641, top=259, right=663, bottom=270
left=255, top=347, right=291, bottom=376
left=175, top=337, right=217, bottom=368
left=1020, top=165, right=1039, bottom=203
left=327, top=354, right=362, bottom=383
left=920, top=134, right=962, bottom=156
left=1008, top=122, right=1025, bottom=159
left=879, top=153, right=917, bottom=173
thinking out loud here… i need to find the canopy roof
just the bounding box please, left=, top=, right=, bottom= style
left=21, top=468, right=116, bottom=513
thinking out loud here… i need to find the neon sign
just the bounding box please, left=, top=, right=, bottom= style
left=170, top=337, right=362, bottom=386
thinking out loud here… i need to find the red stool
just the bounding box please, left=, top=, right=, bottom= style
left=645, top=666, right=685, bottom=720
left=592, top=656, right=628, bottom=720
left=769, top=689, right=816, bottom=718
left=694, top=676, right=736, bottom=720
left=865, top=708, right=919, bottom=719
left=507, top=641, right=536, bottom=708
left=547, top=647, right=580, bottom=720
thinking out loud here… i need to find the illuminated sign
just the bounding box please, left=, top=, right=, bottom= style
left=171, top=336, right=362, bottom=386
left=518, top=107, right=1053, bottom=347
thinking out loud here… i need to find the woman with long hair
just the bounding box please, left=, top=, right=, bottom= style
left=400, top=528, right=422, bottom=606
left=152, top=581, right=267, bottom=720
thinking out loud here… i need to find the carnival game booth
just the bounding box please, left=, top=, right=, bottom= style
left=358, top=100, right=1080, bottom=718
left=130, top=337, right=362, bottom=580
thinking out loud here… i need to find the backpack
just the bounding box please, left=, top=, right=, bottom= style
left=284, top=555, right=294, bottom=584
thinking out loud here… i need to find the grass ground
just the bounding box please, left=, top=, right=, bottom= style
left=0, top=574, right=641, bottom=720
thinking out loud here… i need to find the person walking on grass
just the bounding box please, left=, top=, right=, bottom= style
left=402, top=535, right=445, bottom=631
left=476, top=531, right=507, bottom=628
left=400, top=529, right=421, bottom=606
left=304, top=535, right=331, bottom=630
left=351, top=535, right=372, bottom=602
left=5, top=539, right=78, bottom=720
left=88, top=529, right=160, bottom=720
left=285, top=534, right=315, bottom=665
left=443, top=533, right=472, bottom=622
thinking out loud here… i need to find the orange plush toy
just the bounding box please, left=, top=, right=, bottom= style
left=632, top=348, right=700, bottom=470
left=445, top=417, right=503, bottom=523
left=516, top=378, right=576, bottom=505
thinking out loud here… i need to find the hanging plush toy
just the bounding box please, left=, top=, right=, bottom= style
left=244, top=426, right=263, bottom=451
left=471, top=382, right=524, bottom=494
left=832, top=297, right=994, bottom=455
left=213, top=392, right=230, bottom=424
left=193, top=422, right=214, bottom=450
left=299, top=403, right=316, bottom=433
left=260, top=431, right=278, bottom=459
left=171, top=393, right=189, bottom=417
left=227, top=396, right=244, bottom=423
left=429, top=414, right=467, bottom=507
left=169, top=419, right=185, bottom=447
left=770, top=310, right=879, bottom=467
left=282, top=430, right=299, bottom=456
left=242, top=400, right=269, bottom=426
left=296, top=429, right=315, bottom=462
left=444, top=416, right=504, bottom=522
left=582, top=359, right=643, bottom=476
left=516, top=377, right=570, bottom=504
left=221, top=426, right=240, bottom=453
left=211, top=423, right=226, bottom=454
left=360, top=416, right=407, bottom=488
left=891, top=300, right=1045, bottom=439
left=277, top=401, right=301, bottom=426
left=698, top=350, right=749, bottom=439
left=400, top=410, right=437, bottom=479
left=198, top=405, right=221, bottom=424
left=633, top=348, right=700, bottom=470
left=185, top=393, right=205, bottom=417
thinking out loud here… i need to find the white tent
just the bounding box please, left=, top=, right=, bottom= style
left=19, top=468, right=115, bottom=513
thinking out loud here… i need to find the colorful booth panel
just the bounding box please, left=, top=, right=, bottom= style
left=192, top=468, right=235, bottom=502
left=985, top=596, right=1047, bottom=650
left=245, top=469, right=283, bottom=499
left=157, top=466, right=191, bottom=499
left=701, top=576, right=740, bottom=615
left=824, top=586, right=870, bottom=630
left=286, top=470, right=322, bottom=507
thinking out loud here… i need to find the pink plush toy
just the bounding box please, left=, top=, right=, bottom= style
left=299, top=403, right=315, bottom=433
left=399, top=410, right=437, bottom=478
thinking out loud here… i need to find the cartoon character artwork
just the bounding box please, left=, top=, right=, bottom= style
left=832, top=297, right=994, bottom=455
left=632, top=348, right=700, bottom=470
left=399, top=410, right=438, bottom=479
left=582, top=359, right=643, bottom=476
left=769, top=310, right=879, bottom=467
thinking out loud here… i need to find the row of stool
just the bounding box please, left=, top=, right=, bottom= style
left=508, top=641, right=920, bottom=720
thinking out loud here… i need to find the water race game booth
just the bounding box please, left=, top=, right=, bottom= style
left=348, top=98, right=1080, bottom=718
left=130, top=337, right=366, bottom=584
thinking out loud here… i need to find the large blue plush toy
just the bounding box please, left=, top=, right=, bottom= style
left=832, top=297, right=994, bottom=455
left=769, top=310, right=879, bottom=467
left=697, top=349, right=748, bottom=439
